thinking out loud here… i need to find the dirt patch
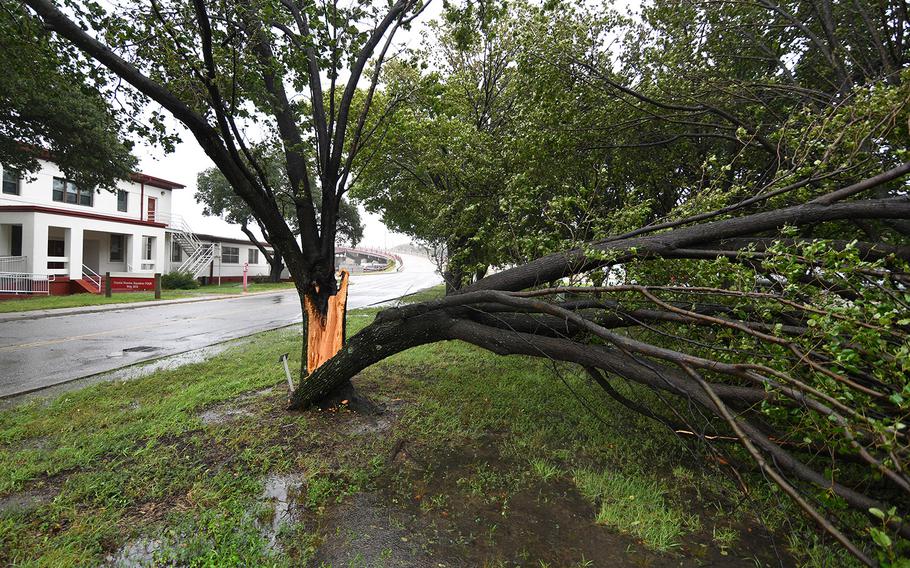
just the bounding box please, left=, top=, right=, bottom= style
left=343, top=438, right=797, bottom=568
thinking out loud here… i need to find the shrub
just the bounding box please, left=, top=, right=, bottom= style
left=161, top=271, right=199, bottom=290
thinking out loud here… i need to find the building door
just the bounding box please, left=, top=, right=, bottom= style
left=83, top=239, right=100, bottom=273
left=147, top=197, right=157, bottom=222
left=10, top=225, right=22, bottom=256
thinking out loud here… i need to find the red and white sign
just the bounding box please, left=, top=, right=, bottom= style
left=110, top=276, right=155, bottom=292
left=242, top=262, right=249, bottom=293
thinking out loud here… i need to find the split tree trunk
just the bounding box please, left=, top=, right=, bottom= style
left=295, top=270, right=376, bottom=411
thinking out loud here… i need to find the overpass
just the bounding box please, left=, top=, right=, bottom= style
left=335, top=246, right=403, bottom=273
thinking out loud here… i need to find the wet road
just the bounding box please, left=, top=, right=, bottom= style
left=0, top=254, right=441, bottom=397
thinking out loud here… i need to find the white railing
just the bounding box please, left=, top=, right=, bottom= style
left=82, top=264, right=102, bottom=291
left=177, top=243, right=216, bottom=277
left=0, top=272, right=54, bottom=295
left=0, top=256, right=27, bottom=273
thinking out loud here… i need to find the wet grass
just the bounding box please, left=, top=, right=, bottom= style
left=574, top=468, right=700, bottom=551
left=0, top=281, right=295, bottom=314
left=0, top=284, right=857, bottom=566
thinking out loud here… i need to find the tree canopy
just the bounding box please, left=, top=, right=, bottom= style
left=324, top=0, right=910, bottom=563
left=0, top=3, right=150, bottom=190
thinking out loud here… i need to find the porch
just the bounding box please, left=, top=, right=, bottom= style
left=0, top=214, right=167, bottom=295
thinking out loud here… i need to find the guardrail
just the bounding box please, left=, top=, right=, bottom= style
left=0, top=272, right=54, bottom=295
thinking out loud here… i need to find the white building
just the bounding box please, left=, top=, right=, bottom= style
left=0, top=157, right=283, bottom=296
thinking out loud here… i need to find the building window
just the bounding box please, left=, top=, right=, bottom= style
left=52, top=177, right=93, bottom=207
left=142, top=236, right=154, bottom=261
left=2, top=169, right=20, bottom=195
left=47, top=239, right=65, bottom=269
left=117, top=190, right=128, bottom=212
left=172, top=241, right=182, bottom=262
left=110, top=234, right=125, bottom=262
left=222, top=246, right=239, bottom=264
left=248, top=249, right=259, bottom=265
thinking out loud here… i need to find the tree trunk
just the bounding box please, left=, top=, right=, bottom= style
left=268, top=255, right=284, bottom=282
left=289, top=309, right=453, bottom=409
left=295, top=268, right=377, bottom=411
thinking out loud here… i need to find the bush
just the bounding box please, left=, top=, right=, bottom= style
left=161, top=271, right=199, bottom=290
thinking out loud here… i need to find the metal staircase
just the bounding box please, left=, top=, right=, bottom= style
left=168, top=216, right=217, bottom=278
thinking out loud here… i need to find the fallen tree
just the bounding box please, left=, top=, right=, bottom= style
left=293, top=163, right=910, bottom=565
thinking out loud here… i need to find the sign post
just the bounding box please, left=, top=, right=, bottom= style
left=242, top=262, right=249, bottom=293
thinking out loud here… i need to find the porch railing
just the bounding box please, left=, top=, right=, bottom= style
left=0, top=272, right=54, bottom=295
left=0, top=256, right=27, bottom=273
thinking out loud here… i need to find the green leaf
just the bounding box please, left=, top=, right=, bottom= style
left=869, top=527, right=892, bottom=549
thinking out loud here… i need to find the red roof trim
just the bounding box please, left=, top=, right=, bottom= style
left=0, top=205, right=168, bottom=228
left=129, top=173, right=186, bottom=190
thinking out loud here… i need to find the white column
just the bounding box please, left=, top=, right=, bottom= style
left=67, top=226, right=84, bottom=279
left=129, top=233, right=144, bottom=273
left=22, top=215, right=48, bottom=275
left=154, top=232, right=166, bottom=274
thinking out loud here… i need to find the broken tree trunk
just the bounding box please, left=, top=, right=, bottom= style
left=304, top=270, right=350, bottom=374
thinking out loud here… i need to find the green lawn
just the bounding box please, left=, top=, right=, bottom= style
left=0, top=287, right=855, bottom=566
left=0, top=281, right=296, bottom=314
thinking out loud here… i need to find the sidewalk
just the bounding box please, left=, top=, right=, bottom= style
left=0, top=288, right=297, bottom=323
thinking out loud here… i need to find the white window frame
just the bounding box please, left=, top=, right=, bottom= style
left=222, top=246, right=240, bottom=264
left=2, top=169, right=20, bottom=195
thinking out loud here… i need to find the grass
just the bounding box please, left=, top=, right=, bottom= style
left=0, top=281, right=295, bottom=313
left=0, top=284, right=856, bottom=566
left=573, top=468, right=700, bottom=551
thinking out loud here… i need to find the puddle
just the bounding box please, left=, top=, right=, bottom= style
left=110, top=343, right=235, bottom=380
left=198, top=387, right=276, bottom=425
left=0, top=488, right=55, bottom=515
left=105, top=537, right=163, bottom=567
left=199, top=406, right=253, bottom=425
left=257, top=473, right=306, bottom=551
left=348, top=399, right=407, bottom=436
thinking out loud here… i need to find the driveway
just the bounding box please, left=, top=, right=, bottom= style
left=0, top=254, right=441, bottom=397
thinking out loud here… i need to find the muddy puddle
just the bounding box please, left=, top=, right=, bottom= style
left=0, top=487, right=55, bottom=516
left=106, top=537, right=163, bottom=567
left=256, top=473, right=307, bottom=551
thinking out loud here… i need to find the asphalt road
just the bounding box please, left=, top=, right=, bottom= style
left=0, top=254, right=441, bottom=397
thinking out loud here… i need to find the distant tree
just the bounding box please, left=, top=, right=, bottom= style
left=0, top=4, right=170, bottom=191
left=197, top=148, right=365, bottom=281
